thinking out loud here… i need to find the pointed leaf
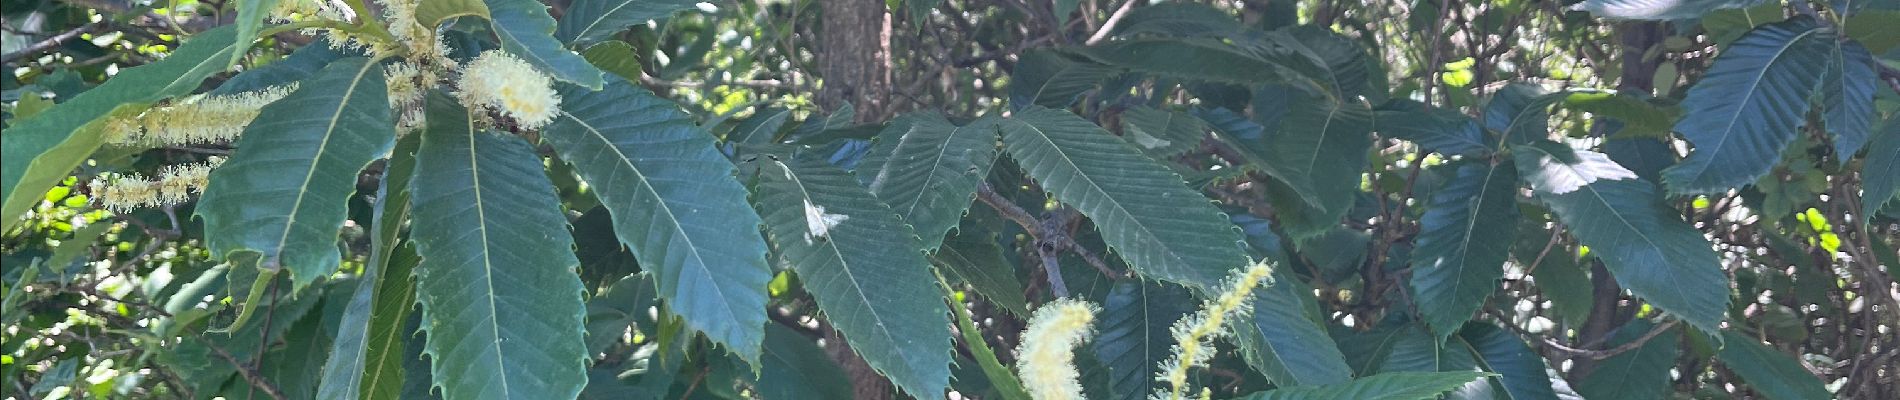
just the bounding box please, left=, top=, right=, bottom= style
left=1411, top=162, right=1519, bottom=339
left=1074, top=38, right=1312, bottom=85
left=557, top=0, right=697, bottom=46
left=213, top=38, right=345, bottom=95
left=1117, top=106, right=1209, bottom=158
left=1457, top=323, right=1560, bottom=400
left=1575, top=320, right=1679, bottom=399
left=1008, top=49, right=1120, bottom=110
left=757, top=324, right=855, bottom=400
left=1375, top=109, right=1489, bottom=157
left=856, top=113, right=999, bottom=250
left=1519, top=144, right=1728, bottom=336
left=318, top=132, right=421, bottom=400
left=997, top=107, right=1250, bottom=290
left=1242, top=372, right=1492, bottom=400
left=750, top=157, right=952, bottom=399
left=585, top=274, right=659, bottom=355
left=1092, top=282, right=1195, bottom=400
left=1109, top=2, right=1244, bottom=38
left=1717, top=330, right=1831, bottom=399
left=1862, top=117, right=1900, bottom=220
left=2, top=27, right=241, bottom=229
left=1241, top=272, right=1354, bottom=386
left=1663, top=18, right=1834, bottom=194
left=418, top=0, right=490, bottom=27
left=1822, top=40, right=1877, bottom=160
left=232, top=0, right=282, bottom=66
left=1256, top=91, right=1373, bottom=214
left=198, top=57, right=395, bottom=289
left=543, top=75, right=772, bottom=362
left=410, top=99, right=588, bottom=400
left=934, top=223, right=1028, bottom=317
left=484, top=0, right=604, bottom=88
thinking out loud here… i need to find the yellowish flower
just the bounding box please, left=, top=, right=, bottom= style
left=94, top=157, right=222, bottom=212
left=457, top=50, right=561, bottom=129
left=1015, top=299, right=1098, bottom=400
left=1154, top=260, right=1275, bottom=400
left=109, top=85, right=296, bottom=146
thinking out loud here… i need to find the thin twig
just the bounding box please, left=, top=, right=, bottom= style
left=1084, top=0, right=1139, bottom=45
left=1, top=23, right=98, bottom=65
left=1488, top=308, right=1680, bottom=360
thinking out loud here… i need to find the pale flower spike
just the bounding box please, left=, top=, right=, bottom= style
left=95, top=158, right=225, bottom=213
left=1153, top=259, right=1275, bottom=400
left=107, top=85, right=297, bottom=146
left=457, top=50, right=562, bottom=129
left=1016, top=299, right=1098, bottom=400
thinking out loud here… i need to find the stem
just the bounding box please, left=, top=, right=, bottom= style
left=935, top=269, right=1031, bottom=400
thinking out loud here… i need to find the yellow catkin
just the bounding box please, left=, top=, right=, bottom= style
left=1153, top=260, right=1275, bottom=400
left=1015, top=299, right=1099, bottom=400
left=384, top=62, right=429, bottom=132
left=457, top=50, right=561, bottom=129
left=109, top=85, right=296, bottom=146
left=94, top=158, right=222, bottom=212
left=377, top=0, right=452, bottom=64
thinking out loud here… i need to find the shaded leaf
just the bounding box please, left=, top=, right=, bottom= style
left=318, top=132, right=421, bottom=400
left=749, top=157, right=952, bottom=399
left=1375, top=108, right=1489, bottom=157
left=1256, top=90, right=1373, bottom=215
left=1716, top=330, right=1831, bottom=400
left=1008, top=49, right=1120, bottom=110
left=1575, top=320, right=1680, bottom=399
left=1571, top=0, right=1769, bottom=20
left=1457, top=323, right=1560, bottom=400
left=1092, top=282, right=1195, bottom=400
left=934, top=223, right=1028, bottom=317
left=1241, top=372, right=1492, bottom=400
left=556, top=0, right=698, bottom=45
left=1411, top=162, right=1519, bottom=339
left=997, top=107, right=1250, bottom=290
left=1117, top=106, right=1209, bottom=158
left=1240, top=271, right=1354, bottom=386
left=1075, top=38, right=1312, bottom=85
left=1822, top=40, right=1877, bottom=160
left=856, top=113, right=999, bottom=250
left=1109, top=2, right=1243, bottom=38
left=1663, top=18, right=1834, bottom=194
left=1519, top=144, right=1728, bottom=336
left=757, top=324, right=855, bottom=400
left=1862, top=116, right=1900, bottom=220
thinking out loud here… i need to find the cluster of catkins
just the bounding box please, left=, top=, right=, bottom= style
left=90, top=0, right=562, bottom=214
left=1011, top=260, right=1275, bottom=400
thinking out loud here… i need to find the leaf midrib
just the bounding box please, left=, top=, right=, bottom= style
left=270, top=59, right=378, bottom=268
left=463, top=127, right=518, bottom=398
left=1681, top=25, right=1822, bottom=184
left=1009, top=118, right=1196, bottom=281
left=556, top=110, right=747, bottom=326
left=772, top=160, right=920, bottom=377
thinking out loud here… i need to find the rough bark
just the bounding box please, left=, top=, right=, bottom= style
left=818, top=0, right=895, bottom=124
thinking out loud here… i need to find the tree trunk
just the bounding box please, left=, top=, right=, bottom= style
left=818, top=0, right=894, bottom=124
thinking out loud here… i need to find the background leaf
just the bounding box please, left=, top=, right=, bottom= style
left=855, top=113, right=999, bottom=251
left=1575, top=320, right=1680, bottom=399
left=1716, top=331, right=1832, bottom=400
left=1092, top=282, right=1195, bottom=400
left=484, top=0, right=605, bottom=88
left=556, top=0, right=699, bottom=45
left=1242, top=371, right=1491, bottom=400
left=1663, top=18, right=1834, bottom=194
left=1410, top=162, right=1519, bottom=339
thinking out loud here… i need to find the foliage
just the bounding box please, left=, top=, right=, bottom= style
left=4, top=0, right=1899, bottom=399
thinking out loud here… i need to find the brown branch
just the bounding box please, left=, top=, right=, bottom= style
left=205, top=342, right=288, bottom=400
left=1, top=23, right=99, bottom=65
left=1488, top=308, right=1680, bottom=361
left=974, top=183, right=1125, bottom=290
left=1084, top=0, right=1139, bottom=45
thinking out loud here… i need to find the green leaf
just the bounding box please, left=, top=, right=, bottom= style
left=1518, top=144, right=1728, bottom=336
left=1109, top=2, right=1244, bottom=38
left=417, top=0, right=491, bottom=27
left=996, top=107, right=1250, bottom=290
left=584, top=273, right=658, bottom=355
left=1456, top=323, right=1560, bottom=400
left=556, top=0, right=698, bottom=45
left=2, top=27, right=241, bottom=230
left=1575, top=320, right=1680, bottom=400
left=1241, top=372, right=1492, bottom=400
left=855, top=113, right=999, bottom=250
left=757, top=324, right=855, bottom=400
left=484, top=0, right=605, bottom=88
left=1862, top=117, right=1900, bottom=221
left=749, top=157, right=952, bottom=399
left=1117, top=106, right=1209, bottom=158
left=317, top=132, right=421, bottom=400
left=1092, top=282, right=1195, bottom=400
left=1283, top=25, right=1376, bottom=101
left=1561, top=91, right=1676, bottom=137
left=1256, top=90, right=1373, bottom=215
left=409, top=99, right=588, bottom=400
left=1822, top=40, right=1877, bottom=160
left=1570, top=0, right=1769, bottom=20
left=579, top=40, right=642, bottom=81
left=1483, top=83, right=1564, bottom=145
left=232, top=0, right=283, bottom=66
left=934, top=223, right=1029, bottom=317
left=1008, top=49, right=1120, bottom=110
left=197, top=57, right=395, bottom=290
left=360, top=244, right=419, bottom=399
left=212, top=39, right=345, bottom=95
left=1241, top=272, right=1354, bottom=386
left=1410, top=162, right=1519, bottom=339
left=1074, top=38, right=1312, bottom=85
left=1517, top=220, right=1592, bottom=326
left=1374, top=108, right=1489, bottom=157
left=542, top=75, right=772, bottom=362
left=1717, top=330, right=1831, bottom=399
left=1663, top=18, right=1834, bottom=194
